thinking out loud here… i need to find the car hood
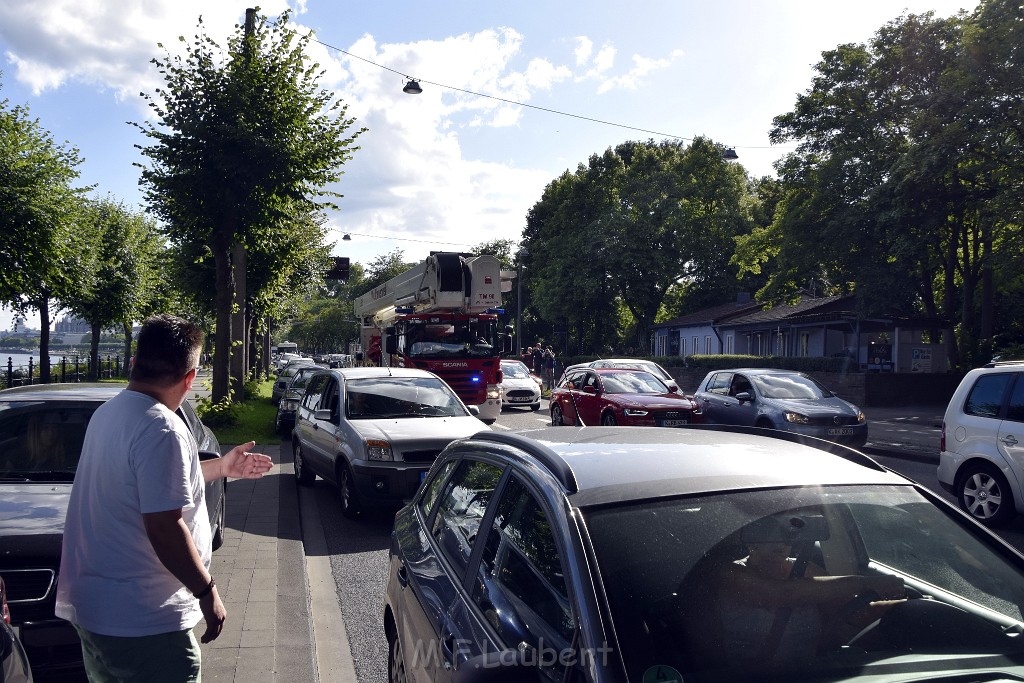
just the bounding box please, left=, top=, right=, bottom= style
left=0, top=483, right=70, bottom=557
left=351, top=416, right=487, bottom=443
left=762, top=396, right=860, bottom=416
left=500, top=377, right=539, bottom=390
left=614, top=393, right=697, bottom=410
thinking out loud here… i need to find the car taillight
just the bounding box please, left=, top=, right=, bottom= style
left=940, top=421, right=946, bottom=452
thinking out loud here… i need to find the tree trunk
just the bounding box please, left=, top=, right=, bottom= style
left=230, top=241, right=247, bottom=398
left=38, top=296, right=52, bottom=383
left=89, top=321, right=101, bottom=381
left=212, top=229, right=234, bottom=403
left=122, top=321, right=133, bottom=376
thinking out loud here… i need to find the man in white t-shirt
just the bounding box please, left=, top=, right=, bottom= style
left=56, top=314, right=273, bottom=682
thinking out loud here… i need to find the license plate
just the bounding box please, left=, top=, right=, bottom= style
left=510, top=396, right=532, bottom=402
left=827, top=427, right=855, bottom=436
left=659, top=419, right=689, bottom=427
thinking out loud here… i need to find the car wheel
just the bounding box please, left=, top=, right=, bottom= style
left=338, top=464, right=362, bottom=518
left=551, top=403, right=564, bottom=426
left=388, top=628, right=408, bottom=683
left=601, top=411, right=617, bottom=426
left=293, top=442, right=315, bottom=486
left=958, top=463, right=1016, bottom=527
left=211, top=492, right=226, bottom=551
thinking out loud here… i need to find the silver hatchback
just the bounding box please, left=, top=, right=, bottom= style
left=291, top=367, right=489, bottom=517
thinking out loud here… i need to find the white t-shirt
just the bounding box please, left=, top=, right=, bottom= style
left=56, top=389, right=211, bottom=636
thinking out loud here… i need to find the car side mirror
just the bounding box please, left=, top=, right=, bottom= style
left=735, top=391, right=752, bottom=402
left=667, top=384, right=680, bottom=393
left=198, top=449, right=222, bottom=462
left=314, top=408, right=333, bottom=421
left=582, top=386, right=597, bottom=394
left=467, top=405, right=480, bottom=416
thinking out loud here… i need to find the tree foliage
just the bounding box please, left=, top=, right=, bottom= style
left=0, top=78, right=93, bottom=377
left=135, top=10, right=365, bottom=400
left=65, top=198, right=162, bottom=378
left=741, top=0, right=1023, bottom=368
left=522, top=137, right=751, bottom=353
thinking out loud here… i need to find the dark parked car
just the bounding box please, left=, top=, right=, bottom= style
left=275, top=366, right=318, bottom=434
left=0, top=383, right=226, bottom=680
left=0, top=576, right=32, bottom=683
left=385, top=424, right=1024, bottom=682
left=694, top=368, right=867, bottom=447
left=549, top=367, right=701, bottom=427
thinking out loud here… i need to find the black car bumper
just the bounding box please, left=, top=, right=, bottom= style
left=351, top=462, right=430, bottom=506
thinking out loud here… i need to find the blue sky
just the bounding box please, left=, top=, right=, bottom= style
left=0, top=0, right=979, bottom=332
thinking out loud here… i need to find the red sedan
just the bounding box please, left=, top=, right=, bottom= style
left=549, top=367, right=702, bottom=427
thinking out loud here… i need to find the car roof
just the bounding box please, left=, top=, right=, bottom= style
left=461, top=426, right=905, bottom=508
left=317, top=366, right=440, bottom=380
left=706, top=368, right=806, bottom=376
left=0, top=382, right=124, bottom=402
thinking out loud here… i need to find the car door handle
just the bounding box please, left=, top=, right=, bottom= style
left=397, top=565, right=409, bottom=588
left=1002, top=435, right=1019, bottom=446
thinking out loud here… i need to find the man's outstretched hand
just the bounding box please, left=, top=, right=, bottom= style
left=218, top=441, right=273, bottom=479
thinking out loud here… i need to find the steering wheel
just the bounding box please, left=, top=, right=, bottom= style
left=836, top=590, right=882, bottom=647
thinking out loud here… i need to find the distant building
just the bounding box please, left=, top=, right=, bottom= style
left=55, top=316, right=91, bottom=335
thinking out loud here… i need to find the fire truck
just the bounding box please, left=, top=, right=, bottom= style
left=352, top=252, right=512, bottom=424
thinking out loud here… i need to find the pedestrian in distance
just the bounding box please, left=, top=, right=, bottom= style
left=522, top=345, right=534, bottom=367
left=56, top=313, right=273, bottom=683
left=532, top=343, right=546, bottom=378
left=543, top=345, right=557, bottom=389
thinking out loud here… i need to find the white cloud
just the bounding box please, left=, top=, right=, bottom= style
left=573, top=36, right=592, bottom=66
left=0, top=0, right=291, bottom=102
left=596, top=49, right=685, bottom=94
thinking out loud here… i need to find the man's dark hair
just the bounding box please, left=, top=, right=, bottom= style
left=130, top=314, right=204, bottom=386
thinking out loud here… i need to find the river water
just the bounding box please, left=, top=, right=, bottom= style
left=1, top=351, right=108, bottom=371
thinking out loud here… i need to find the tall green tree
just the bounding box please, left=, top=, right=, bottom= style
left=66, top=198, right=162, bottom=379
left=523, top=137, right=749, bottom=354
left=0, top=79, right=93, bottom=380
left=136, top=10, right=365, bottom=402
left=747, top=2, right=1022, bottom=368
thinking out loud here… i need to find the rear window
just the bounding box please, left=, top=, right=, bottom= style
left=964, top=373, right=1013, bottom=418
left=0, top=404, right=96, bottom=479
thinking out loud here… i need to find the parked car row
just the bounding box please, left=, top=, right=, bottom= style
left=0, top=383, right=227, bottom=681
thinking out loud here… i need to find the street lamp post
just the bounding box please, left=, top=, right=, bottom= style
left=516, top=248, right=528, bottom=356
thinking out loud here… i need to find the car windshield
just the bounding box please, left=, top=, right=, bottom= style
left=601, top=371, right=669, bottom=394
left=0, top=404, right=94, bottom=481
left=584, top=485, right=1024, bottom=682
left=751, top=372, right=833, bottom=400
left=404, top=320, right=497, bottom=359
left=345, top=377, right=468, bottom=419
left=501, top=363, right=531, bottom=379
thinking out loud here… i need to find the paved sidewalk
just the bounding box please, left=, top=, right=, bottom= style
left=187, top=369, right=357, bottom=682
left=197, top=444, right=316, bottom=682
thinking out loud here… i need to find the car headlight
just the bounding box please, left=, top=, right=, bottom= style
left=623, top=408, right=648, bottom=417
left=280, top=397, right=299, bottom=412
left=366, top=439, right=393, bottom=461
left=784, top=412, right=810, bottom=424
left=856, top=410, right=866, bottom=423
left=486, top=385, right=501, bottom=400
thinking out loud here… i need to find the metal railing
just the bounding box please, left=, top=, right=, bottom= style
left=2, top=355, right=125, bottom=389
